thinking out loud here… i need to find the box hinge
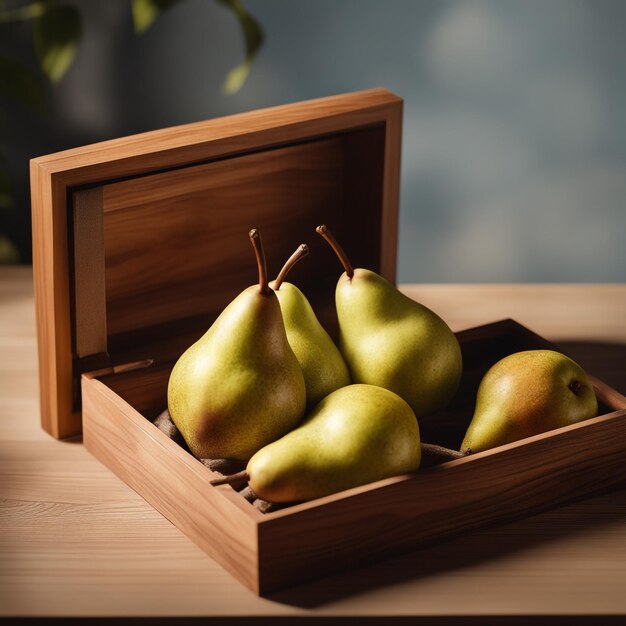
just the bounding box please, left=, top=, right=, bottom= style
left=80, top=356, right=154, bottom=380
left=74, top=353, right=153, bottom=408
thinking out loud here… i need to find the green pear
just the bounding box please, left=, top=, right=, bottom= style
left=244, top=384, right=421, bottom=503
left=269, top=243, right=351, bottom=408
left=167, top=229, right=306, bottom=461
left=316, top=225, right=462, bottom=419
left=461, top=350, right=597, bottom=453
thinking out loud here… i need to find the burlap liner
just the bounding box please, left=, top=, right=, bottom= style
left=152, top=409, right=465, bottom=514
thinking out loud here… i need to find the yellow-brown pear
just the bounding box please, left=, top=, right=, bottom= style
left=461, top=350, right=597, bottom=453
left=167, top=230, right=306, bottom=461
left=316, top=225, right=462, bottom=418
left=269, top=243, right=350, bottom=409
left=245, top=384, right=421, bottom=503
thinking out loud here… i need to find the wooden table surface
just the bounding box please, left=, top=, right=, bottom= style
left=1, top=265, right=625, bottom=622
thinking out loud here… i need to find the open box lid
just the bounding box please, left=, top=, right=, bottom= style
left=30, top=88, right=403, bottom=440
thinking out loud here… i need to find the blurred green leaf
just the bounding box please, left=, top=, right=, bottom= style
left=0, top=2, right=46, bottom=23
left=132, top=0, right=181, bottom=34
left=222, top=62, right=249, bottom=95
left=217, top=0, right=263, bottom=94
left=33, top=3, right=82, bottom=83
left=0, top=159, right=20, bottom=263
left=0, top=235, right=21, bottom=263
left=0, top=165, right=14, bottom=211
left=0, top=55, right=47, bottom=111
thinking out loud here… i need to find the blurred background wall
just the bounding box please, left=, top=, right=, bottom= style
left=1, top=0, right=625, bottom=282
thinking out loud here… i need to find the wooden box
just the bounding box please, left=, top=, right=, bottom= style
left=31, top=89, right=626, bottom=595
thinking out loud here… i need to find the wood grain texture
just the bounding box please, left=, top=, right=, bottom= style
left=379, top=97, right=402, bottom=281
left=30, top=88, right=402, bottom=440
left=2, top=268, right=626, bottom=618
left=72, top=187, right=107, bottom=358
left=400, top=284, right=626, bottom=342
left=102, top=136, right=346, bottom=337
left=30, top=162, right=75, bottom=438
left=82, top=316, right=626, bottom=594
left=81, top=374, right=263, bottom=593
left=31, top=88, right=401, bottom=183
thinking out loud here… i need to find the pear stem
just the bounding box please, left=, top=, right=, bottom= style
left=210, top=470, right=250, bottom=486
left=421, top=443, right=467, bottom=463
left=315, top=225, right=354, bottom=278
left=273, top=244, right=309, bottom=290
left=249, top=229, right=270, bottom=295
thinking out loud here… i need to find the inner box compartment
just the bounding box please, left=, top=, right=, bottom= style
left=419, top=321, right=617, bottom=450
left=97, top=318, right=619, bottom=509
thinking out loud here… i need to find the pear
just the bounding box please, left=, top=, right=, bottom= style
left=269, top=243, right=351, bottom=408
left=239, top=384, right=421, bottom=503
left=316, top=225, right=462, bottom=419
left=461, top=350, right=598, bottom=453
left=167, top=229, right=306, bottom=461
